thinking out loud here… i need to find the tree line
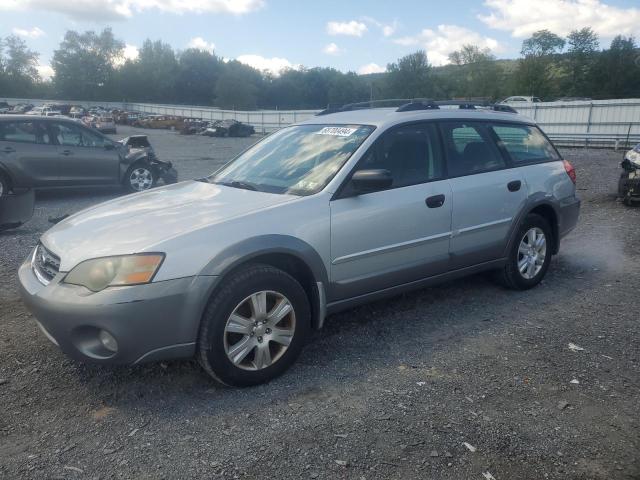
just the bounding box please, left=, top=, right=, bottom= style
left=1, top=27, right=639, bottom=109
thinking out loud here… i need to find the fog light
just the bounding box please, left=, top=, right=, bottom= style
left=98, top=330, right=118, bottom=353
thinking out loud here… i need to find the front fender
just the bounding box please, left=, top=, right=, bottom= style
left=199, top=234, right=329, bottom=286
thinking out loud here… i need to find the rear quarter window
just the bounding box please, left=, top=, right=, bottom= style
left=491, top=124, right=560, bottom=164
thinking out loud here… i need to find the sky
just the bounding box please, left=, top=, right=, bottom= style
left=1, top=0, right=639, bottom=80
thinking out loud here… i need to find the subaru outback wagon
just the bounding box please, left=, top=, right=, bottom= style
left=18, top=100, right=580, bottom=386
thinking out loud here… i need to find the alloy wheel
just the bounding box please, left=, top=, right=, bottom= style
left=129, top=167, right=153, bottom=191
left=223, top=290, right=296, bottom=371
left=517, top=227, right=547, bottom=280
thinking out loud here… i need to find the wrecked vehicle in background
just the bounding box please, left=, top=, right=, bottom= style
left=133, top=115, right=183, bottom=130
left=619, top=143, right=640, bottom=206
left=94, top=116, right=117, bottom=134
left=0, top=115, right=177, bottom=193
left=202, top=119, right=255, bottom=137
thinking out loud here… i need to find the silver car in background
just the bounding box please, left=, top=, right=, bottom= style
left=18, top=100, right=580, bottom=387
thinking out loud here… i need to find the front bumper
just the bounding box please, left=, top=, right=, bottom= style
left=18, top=257, right=215, bottom=364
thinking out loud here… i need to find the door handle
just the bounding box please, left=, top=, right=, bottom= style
left=426, top=194, right=446, bottom=208
left=507, top=180, right=521, bottom=192
left=2, top=147, right=15, bottom=153
left=60, top=150, right=73, bottom=156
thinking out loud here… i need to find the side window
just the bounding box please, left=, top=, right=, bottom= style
left=358, top=123, right=444, bottom=189
left=0, top=121, right=50, bottom=145
left=50, top=122, right=83, bottom=147
left=79, top=127, right=107, bottom=148
left=491, top=124, right=560, bottom=164
left=49, top=122, right=106, bottom=148
left=440, top=122, right=505, bottom=177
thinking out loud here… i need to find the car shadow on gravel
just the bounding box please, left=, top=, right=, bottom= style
left=29, top=257, right=596, bottom=418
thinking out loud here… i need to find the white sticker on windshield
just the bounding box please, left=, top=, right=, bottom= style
left=316, top=127, right=357, bottom=137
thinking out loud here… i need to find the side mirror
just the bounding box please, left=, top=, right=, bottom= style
left=351, top=169, right=393, bottom=194
left=104, top=142, right=115, bottom=150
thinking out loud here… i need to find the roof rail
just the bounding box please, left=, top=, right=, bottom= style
left=433, top=100, right=518, bottom=114
left=316, top=98, right=518, bottom=116
left=316, top=98, right=432, bottom=116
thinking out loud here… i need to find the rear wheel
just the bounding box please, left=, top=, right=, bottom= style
left=197, top=264, right=310, bottom=387
left=497, top=214, right=552, bottom=290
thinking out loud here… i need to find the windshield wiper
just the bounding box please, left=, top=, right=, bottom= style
left=195, top=177, right=210, bottom=183
left=218, top=180, right=258, bottom=191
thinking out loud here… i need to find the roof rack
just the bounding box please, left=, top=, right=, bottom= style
left=316, top=98, right=432, bottom=116
left=315, top=98, right=518, bottom=116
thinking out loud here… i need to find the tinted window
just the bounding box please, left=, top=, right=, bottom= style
left=491, top=124, right=560, bottom=164
left=0, top=121, right=50, bottom=144
left=440, top=122, right=505, bottom=177
left=358, top=123, right=444, bottom=189
left=49, top=122, right=107, bottom=148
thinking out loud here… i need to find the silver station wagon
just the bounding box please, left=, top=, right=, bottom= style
left=18, top=100, right=580, bottom=386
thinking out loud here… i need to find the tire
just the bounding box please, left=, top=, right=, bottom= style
left=197, top=264, right=310, bottom=387
left=124, top=162, right=157, bottom=193
left=496, top=213, right=553, bottom=290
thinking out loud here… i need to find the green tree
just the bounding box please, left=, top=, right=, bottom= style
left=0, top=35, right=40, bottom=96
left=215, top=61, right=262, bottom=109
left=51, top=28, right=123, bottom=100
left=384, top=50, right=435, bottom=99
left=563, top=27, right=599, bottom=96
left=174, top=48, right=222, bottom=105
left=592, top=36, right=640, bottom=98
left=516, top=29, right=566, bottom=99
left=447, top=45, right=502, bottom=99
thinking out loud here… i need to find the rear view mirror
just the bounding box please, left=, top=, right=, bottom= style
left=351, top=169, right=393, bottom=194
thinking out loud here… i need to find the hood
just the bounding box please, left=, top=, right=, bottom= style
left=42, top=181, right=297, bottom=271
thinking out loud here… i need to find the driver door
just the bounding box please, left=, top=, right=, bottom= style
left=48, top=121, right=120, bottom=185
left=329, top=122, right=452, bottom=301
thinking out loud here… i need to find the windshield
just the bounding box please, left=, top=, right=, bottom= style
left=209, top=124, right=374, bottom=196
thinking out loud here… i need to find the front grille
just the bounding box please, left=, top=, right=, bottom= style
left=32, top=244, right=61, bottom=285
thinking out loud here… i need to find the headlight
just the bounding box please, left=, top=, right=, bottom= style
left=625, top=149, right=640, bottom=166
left=63, top=253, right=164, bottom=292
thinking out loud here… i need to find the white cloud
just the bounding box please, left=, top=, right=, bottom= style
left=362, top=17, right=398, bottom=37
left=479, top=0, right=640, bottom=39
left=36, top=64, right=54, bottom=80
left=188, top=36, right=216, bottom=53
left=12, top=26, right=45, bottom=38
left=358, top=63, right=385, bottom=75
left=236, top=54, right=298, bottom=76
left=326, top=20, right=368, bottom=37
left=322, top=42, right=342, bottom=55
left=393, top=24, right=502, bottom=66
left=0, top=0, right=264, bottom=21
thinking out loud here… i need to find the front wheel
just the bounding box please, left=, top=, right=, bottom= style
left=124, top=163, right=156, bottom=193
left=197, top=264, right=310, bottom=387
left=497, top=213, right=552, bottom=290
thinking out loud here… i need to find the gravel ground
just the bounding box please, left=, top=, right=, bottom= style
left=0, top=127, right=639, bottom=480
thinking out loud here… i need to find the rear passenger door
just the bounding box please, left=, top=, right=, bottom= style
left=48, top=121, right=120, bottom=185
left=440, top=121, right=527, bottom=269
left=0, top=120, right=58, bottom=186
left=330, top=122, right=452, bottom=300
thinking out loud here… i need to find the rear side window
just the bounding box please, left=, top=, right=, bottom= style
left=491, top=124, right=560, bottom=164
left=439, top=122, right=505, bottom=177
left=0, top=121, right=50, bottom=144
left=358, top=122, right=444, bottom=189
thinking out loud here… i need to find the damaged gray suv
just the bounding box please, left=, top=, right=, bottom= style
left=18, top=100, right=580, bottom=386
